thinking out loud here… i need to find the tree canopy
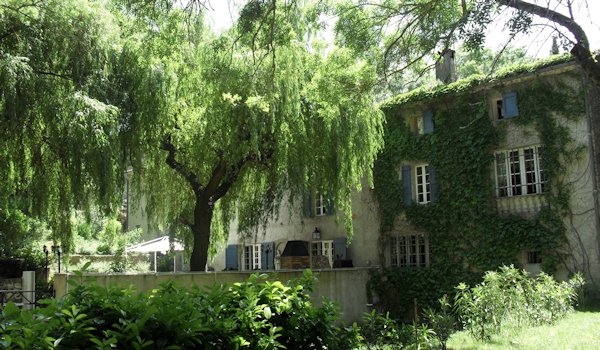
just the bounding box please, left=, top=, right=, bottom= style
left=120, top=1, right=384, bottom=270
left=334, top=0, right=599, bottom=89
left=0, top=0, right=125, bottom=251
left=0, top=0, right=384, bottom=269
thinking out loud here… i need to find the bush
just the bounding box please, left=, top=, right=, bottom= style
left=0, top=270, right=361, bottom=349
left=361, top=310, right=401, bottom=349
left=454, top=265, right=583, bottom=340
left=423, top=295, right=456, bottom=350
left=360, top=310, right=437, bottom=350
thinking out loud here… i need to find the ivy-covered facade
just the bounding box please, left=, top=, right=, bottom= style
left=369, top=57, right=600, bottom=317
left=209, top=56, right=600, bottom=315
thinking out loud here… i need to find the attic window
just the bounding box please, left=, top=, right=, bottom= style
left=408, top=110, right=434, bottom=135
left=496, top=92, right=519, bottom=120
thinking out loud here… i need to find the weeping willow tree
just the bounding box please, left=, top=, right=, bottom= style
left=121, top=0, right=385, bottom=271
left=0, top=0, right=125, bottom=251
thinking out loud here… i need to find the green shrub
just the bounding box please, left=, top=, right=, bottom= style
left=423, top=295, right=456, bottom=350
left=360, top=310, right=437, bottom=350
left=0, top=270, right=361, bottom=349
left=454, top=265, right=583, bottom=340
left=361, top=310, right=401, bottom=349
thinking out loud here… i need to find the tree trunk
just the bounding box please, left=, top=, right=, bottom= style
left=189, top=198, right=212, bottom=271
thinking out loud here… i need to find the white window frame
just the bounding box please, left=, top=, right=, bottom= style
left=390, top=234, right=428, bottom=268
left=415, top=164, right=431, bottom=204
left=495, top=146, right=545, bottom=198
left=315, top=192, right=326, bottom=216
left=244, top=244, right=261, bottom=270
left=310, top=240, right=333, bottom=268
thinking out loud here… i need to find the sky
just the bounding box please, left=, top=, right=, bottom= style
left=203, top=0, right=600, bottom=58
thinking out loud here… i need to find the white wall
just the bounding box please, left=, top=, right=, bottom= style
left=54, top=268, right=372, bottom=324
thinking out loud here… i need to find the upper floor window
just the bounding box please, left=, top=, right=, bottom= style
left=415, top=164, right=431, bottom=204
left=495, top=92, right=519, bottom=120
left=304, top=190, right=334, bottom=217
left=495, top=146, right=546, bottom=198
left=315, top=192, right=326, bottom=216
left=390, top=234, right=428, bottom=268
left=409, top=110, right=434, bottom=135
left=402, top=163, right=437, bottom=205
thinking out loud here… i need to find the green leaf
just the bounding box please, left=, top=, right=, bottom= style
left=263, top=306, right=272, bottom=319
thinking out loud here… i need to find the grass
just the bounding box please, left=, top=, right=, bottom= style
left=447, top=311, right=600, bottom=350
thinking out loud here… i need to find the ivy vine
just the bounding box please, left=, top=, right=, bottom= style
left=369, top=60, right=586, bottom=318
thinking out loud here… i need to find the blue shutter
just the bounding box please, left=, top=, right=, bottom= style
left=502, top=92, right=518, bottom=118
left=423, top=110, right=434, bottom=134
left=333, top=237, right=347, bottom=260
left=225, top=244, right=239, bottom=270
left=402, top=165, right=412, bottom=205
left=261, top=242, right=275, bottom=270
left=429, top=165, right=438, bottom=203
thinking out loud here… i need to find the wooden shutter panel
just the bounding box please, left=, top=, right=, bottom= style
left=423, top=110, right=434, bottom=134
left=303, top=192, right=313, bottom=217
left=261, top=242, right=275, bottom=270
left=502, top=92, right=519, bottom=118
left=333, top=237, right=347, bottom=260
left=325, top=194, right=335, bottom=216
left=429, top=165, right=438, bottom=203
left=225, top=244, right=239, bottom=270
left=402, top=165, right=412, bottom=205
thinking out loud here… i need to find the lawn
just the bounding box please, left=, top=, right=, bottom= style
left=447, top=311, right=600, bottom=350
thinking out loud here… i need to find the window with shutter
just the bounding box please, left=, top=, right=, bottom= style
left=496, top=92, right=519, bottom=119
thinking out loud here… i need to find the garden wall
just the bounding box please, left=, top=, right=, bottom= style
left=54, top=267, right=371, bottom=323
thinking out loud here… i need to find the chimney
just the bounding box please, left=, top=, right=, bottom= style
left=435, top=48, right=457, bottom=84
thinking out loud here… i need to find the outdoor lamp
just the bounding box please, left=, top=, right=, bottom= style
left=51, top=245, right=62, bottom=273
left=312, top=227, right=321, bottom=240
